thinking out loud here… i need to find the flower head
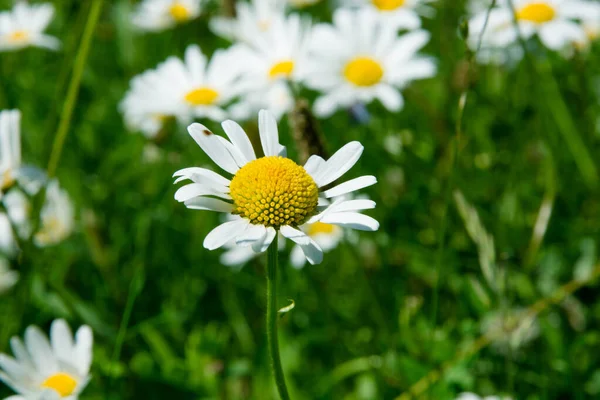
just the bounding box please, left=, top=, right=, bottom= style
left=35, top=180, right=75, bottom=247
left=0, top=2, right=59, bottom=51
left=0, top=319, right=93, bottom=399
left=120, top=44, right=247, bottom=134
left=468, top=0, right=600, bottom=56
left=174, top=110, right=378, bottom=265
left=209, top=0, right=286, bottom=42
left=304, top=9, right=436, bottom=117
left=338, top=0, right=429, bottom=30
left=131, top=0, right=203, bottom=32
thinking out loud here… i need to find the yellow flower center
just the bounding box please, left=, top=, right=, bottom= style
left=343, top=57, right=384, bottom=87
left=516, top=2, right=555, bottom=23
left=1, top=170, right=15, bottom=190
left=269, top=60, right=295, bottom=80
left=9, top=30, right=29, bottom=42
left=41, top=373, right=77, bottom=397
left=371, top=0, right=405, bottom=11
left=184, top=87, right=219, bottom=106
left=307, top=222, right=336, bottom=236
left=169, top=3, right=191, bottom=21
left=229, top=156, right=319, bottom=228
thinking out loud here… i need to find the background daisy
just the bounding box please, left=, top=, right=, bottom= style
left=0, top=2, right=59, bottom=51
left=304, top=9, right=436, bottom=117
left=131, top=0, right=203, bottom=32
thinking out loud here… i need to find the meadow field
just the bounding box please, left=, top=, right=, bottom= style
left=1, top=0, right=600, bottom=399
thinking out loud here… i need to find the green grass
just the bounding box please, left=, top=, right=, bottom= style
left=1, top=0, right=600, bottom=399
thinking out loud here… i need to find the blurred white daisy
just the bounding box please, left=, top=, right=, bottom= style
left=0, top=110, right=22, bottom=193
left=468, top=0, right=600, bottom=52
left=131, top=0, right=203, bottom=32
left=338, top=0, right=428, bottom=30
left=0, top=258, right=18, bottom=294
left=120, top=44, right=247, bottom=134
left=0, top=2, right=59, bottom=51
left=230, top=14, right=312, bottom=120
left=35, top=180, right=74, bottom=247
left=482, top=308, right=540, bottom=354
left=456, top=394, right=512, bottom=400
left=173, top=110, right=378, bottom=265
left=304, top=9, right=436, bottom=117
left=0, top=319, right=93, bottom=400
left=0, top=189, right=29, bottom=256
left=209, top=0, right=285, bottom=42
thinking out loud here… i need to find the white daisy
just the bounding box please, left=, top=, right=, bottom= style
left=0, top=110, right=22, bottom=193
left=35, top=180, right=74, bottom=247
left=0, top=258, right=18, bottom=294
left=338, top=0, right=428, bottom=30
left=131, top=0, right=203, bottom=32
left=304, top=9, right=436, bottom=117
left=209, top=0, right=286, bottom=42
left=229, top=14, right=312, bottom=120
left=456, top=394, right=512, bottom=400
left=0, top=319, right=93, bottom=400
left=120, top=44, right=247, bottom=133
left=0, top=2, right=59, bottom=52
left=173, top=110, right=378, bottom=265
left=468, top=0, right=600, bottom=52
left=0, top=189, right=29, bottom=256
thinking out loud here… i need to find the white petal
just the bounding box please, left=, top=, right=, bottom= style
left=0, top=355, right=30, bottom=383
left=73, top=325, right=93, bottom=375
left=222, top=120, right=256, bottom=163
left=320, top=212, right=379, bottom=231
left=258, top=109, right=280, bottom=157
left=50, top=319, right=73, bottom=362
left=184, top=197, right=233, bottom=212
left=204, top=219, right=250, bottom=250
left=174, top=183, right=231, bottom=202
left=25, top=326, right=58, bottom=375
left=280, top=225, right=310, bottom=245
left=313, top=142, right=364, bottom=187
left=188, top=123, right=239, bottom=174
left=220, top=246, right=257, bottom=267
left=252, top=227, right=276, bottom=253
left=172, top=167, right=230, bottom=187
left=323, top=176, right=377, bottom=198
left=328, top=199, right=377, bottom=213
left=289, top=245, right=307, bottom=269
left=9, top=338, right=33, bottom=370
left=236, top=224, right=267, bottom=247
left=304, top=155, right=326, bottom=177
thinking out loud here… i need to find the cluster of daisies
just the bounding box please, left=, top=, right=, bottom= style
left=468, top=0, right=600, bottom=63
left=120, top=0, right=437, bottom=138
left=0, top=110, right=74, bottom=291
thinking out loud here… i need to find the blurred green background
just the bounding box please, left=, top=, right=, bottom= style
left=1, top=0, right=600, bottom=399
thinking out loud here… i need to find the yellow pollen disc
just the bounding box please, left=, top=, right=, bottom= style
left=372, top=0, right=405, bottom=11
left=516, top=2, right=555, bottom=23
left=9, top=30, right=29, bottom=42
left=41, top=373, right=77, bottom=397
left=184, top=87, right=219, bottom=106
left=269, top=60, right=295, bottom=79
left=169, top=3, right=191, bottom=21
left=344, top=57, right=384, bottom=87
left=229, top=156, right=319, bottom=228
left=308, top=222, right=336, bottom=236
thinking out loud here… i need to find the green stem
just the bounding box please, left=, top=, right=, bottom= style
left=267, top=234, right=291, bottom=400
left=46, top=0, right=103, bottom=178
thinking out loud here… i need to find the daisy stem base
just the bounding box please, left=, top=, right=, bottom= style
left=267, top=234, right=291, bottom=400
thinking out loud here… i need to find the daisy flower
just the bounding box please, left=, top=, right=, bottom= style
left=120, top=44, right=247, bottom=132
left=209, top=0, right=286, bottom=42
left=173, top=110, right=378, bottom=265
left=304, top=9, right=436, bottom=117
left=468, top=0, right=600, bottom=52
left=230, top=14, right=312, bottom=120
left=0, top=319, right=93, bottom=400
left=338, top=0, right=428, bottom=30
left=0, top=110, right=21, bottom=193
left=35, top=180, right=74, bottom=247
left=0, top=2, right=59, bottom=51
left=0, top=258, right=18, bottom=294
left=131, top=0, right=203, bottom=32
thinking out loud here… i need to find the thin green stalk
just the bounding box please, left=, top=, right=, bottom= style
left=46, top=0, right=103, bottom=178
left=267, top=234, right=291, bottom=400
